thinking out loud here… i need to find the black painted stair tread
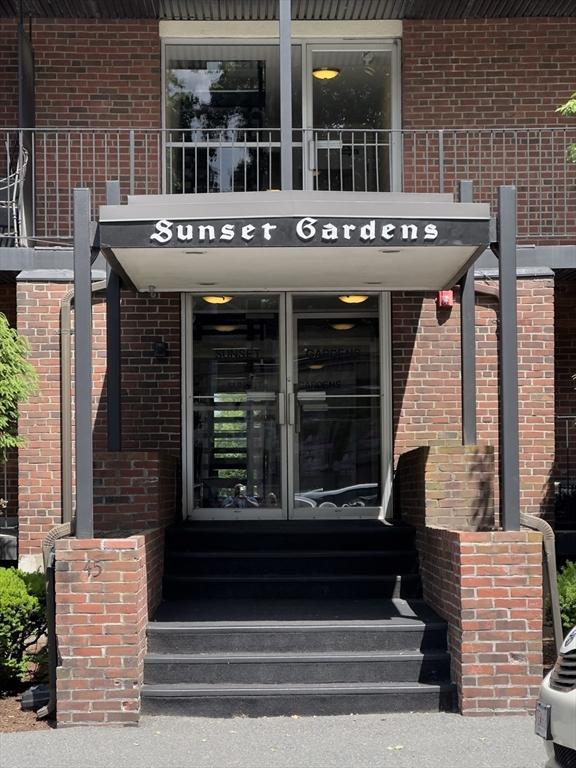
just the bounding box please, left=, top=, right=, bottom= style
left=141, top=680, right=455, bottom=715
left=165, top=574, right=420, bottom=583
left=152, top=598, right=442, bottom=624
left=166, top=550, right=416, bottom=558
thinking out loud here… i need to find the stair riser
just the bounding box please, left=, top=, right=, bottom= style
left=147, top=628, right=447, bottom=655
left=144, top=658, right=451, bottom=685
left=141, top=689, right=455, bottom=717
left=162, top=579, right=422, bottom=600
left=164, top=554, right=419, bottom=577
left=165, top=532, right=416, bottom=553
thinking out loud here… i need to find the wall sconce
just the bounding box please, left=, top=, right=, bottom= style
left=153, top=340, right=169, bottom=362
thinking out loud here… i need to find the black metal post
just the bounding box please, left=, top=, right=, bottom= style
left=459, top=180, right=477, bottom=445
left=279, top=0, right=293, bottom=190
left=73, top=188, right=94, bottom=538
left=105, top=180, right=122, bottom=452
left=495, top=185, right=520, bottom=530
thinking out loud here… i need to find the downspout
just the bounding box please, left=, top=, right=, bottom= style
left=36, top=521, right=73, bottom=720
left=520, top=512, right=564, bottom=654
left=37, top=279, right=106, bottom=720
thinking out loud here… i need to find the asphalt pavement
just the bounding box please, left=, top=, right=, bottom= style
left=0, top=712, right=547, bottom=768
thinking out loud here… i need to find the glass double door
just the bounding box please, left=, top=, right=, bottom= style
left=186, top=293, right=387, bottom=520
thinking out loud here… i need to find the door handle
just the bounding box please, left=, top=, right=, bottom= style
left=278, top=392, right=286, bottom=425
left=297, top=391, right=327, bottom=402
left=287, top=392, right=296, bottom=426
left=308, top=139, right=317, bottom=171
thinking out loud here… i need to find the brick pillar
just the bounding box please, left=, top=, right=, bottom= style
left=55, top=536, right=147, bottom=726
left=395, top=441, right=495, bottom=530
left=419, top=528, right=543, bottom=714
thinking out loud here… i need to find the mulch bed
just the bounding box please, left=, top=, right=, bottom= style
left=0, top=693, right=52, bottom=732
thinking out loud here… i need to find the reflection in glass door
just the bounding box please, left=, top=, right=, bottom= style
left=189, top=294, right=285, bottom=519
left=289, top=295, right=382, bottom=519
left=184, top=293, right=391, bottom=520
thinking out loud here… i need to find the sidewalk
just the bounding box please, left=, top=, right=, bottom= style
left=0, top=712, right=546, bottom=768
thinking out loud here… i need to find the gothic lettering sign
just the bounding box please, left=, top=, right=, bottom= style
left=100, top=216, right=489, bottom=249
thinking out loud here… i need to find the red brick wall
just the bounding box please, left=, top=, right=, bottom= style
left=402, top=19, right=576, bottom=243
left=119, top=291, right=181, bottom=454
left=55, top=535, right=148, bottom=726
left=30, top=19, right=160, bottom=129
left=93, top=451, right=179, bottom=535
left=0, top=19, right=18, bottom=130
left=17, top=282, right=69, bottom=558
left=396, top=443, right=495, bottom=531
left=17, top=281, right=181, bottom=561
left=419, top=528, right=543, bottom=714
left=402, top=19, right=576, bottom=130
left=392, top=279, right=555, bottom=519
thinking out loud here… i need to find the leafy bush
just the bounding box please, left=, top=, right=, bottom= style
left=557, top=560, right=576, bottom=631
left=0, top=567, right=46, bottom=690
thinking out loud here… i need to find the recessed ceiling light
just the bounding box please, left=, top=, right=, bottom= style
left=213, top=324, right=237, bottom=333
left=308, top=363, right=325, bottom=370
left=185, top=251, right=206, bottom=255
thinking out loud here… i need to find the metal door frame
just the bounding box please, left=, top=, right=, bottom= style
left=181, top=291, right=393, bottom=521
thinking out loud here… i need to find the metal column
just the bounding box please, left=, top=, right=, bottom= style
left=494, top=186, right=521, bottom=530
left=73, top=188, right=94, bottom=538
left=459, top=180, right=477, bottom=445
left=279, top=0, right=293, bottom=190
left=106, top=180, right=122, bottom=451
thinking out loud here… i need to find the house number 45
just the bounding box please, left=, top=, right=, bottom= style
left=83, top=559, right=103, bottom=578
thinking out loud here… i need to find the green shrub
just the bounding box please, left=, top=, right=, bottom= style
left=557, top=560, right=576, bottom=631
left=0, top=567, right=46, bottom=690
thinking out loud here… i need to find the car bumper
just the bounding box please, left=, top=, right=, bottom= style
left=538, top=672, right=576, bottom=767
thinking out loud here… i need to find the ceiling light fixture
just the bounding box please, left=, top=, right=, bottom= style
left=213, top=324, right=237, bottom=333
left=201, top=295, right=233, bottom=305
left=330, top=322, right=355, bottom=331
left=308, top=363, right=325, bottom=370
left=312, top=67, right=341, bottom=80
left=338, top=295, right=369, bottom=304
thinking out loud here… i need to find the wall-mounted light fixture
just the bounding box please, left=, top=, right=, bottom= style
left=153, top=340, right=169, bottom=362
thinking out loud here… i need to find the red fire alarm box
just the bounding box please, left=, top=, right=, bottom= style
left=436, top=290, right=454, bottom=309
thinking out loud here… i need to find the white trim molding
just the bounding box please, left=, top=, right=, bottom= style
left=159, top=20, right=403, bottom=39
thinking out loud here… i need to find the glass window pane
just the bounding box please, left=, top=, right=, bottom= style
left=294, top=397, right=381, bottom=508
left=312, top=49, right=392, bottom=130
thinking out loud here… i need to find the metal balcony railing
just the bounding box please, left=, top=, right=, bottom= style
left=1, top=127, right=575, bottom=244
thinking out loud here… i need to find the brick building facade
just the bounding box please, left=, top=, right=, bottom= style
left=0, top=3, right=574, bottom=726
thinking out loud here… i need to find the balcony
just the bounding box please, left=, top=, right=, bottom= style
left=1, top=127, right=575, bottom=245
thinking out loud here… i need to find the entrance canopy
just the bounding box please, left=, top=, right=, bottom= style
left=99, top=191, right=491, bottom=292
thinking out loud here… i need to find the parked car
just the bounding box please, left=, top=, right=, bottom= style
left=536, top=625, right=576, bottom=768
